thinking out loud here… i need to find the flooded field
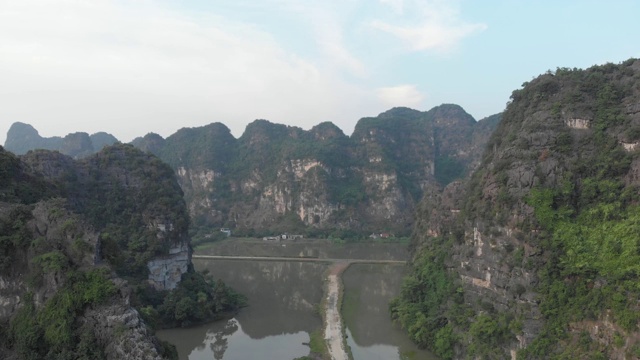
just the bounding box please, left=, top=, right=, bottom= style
left=195, top=238, right=411, bottom=261
left=342, top=264, right=437, bottom=360
left=157, top=241, right=437, bottom=360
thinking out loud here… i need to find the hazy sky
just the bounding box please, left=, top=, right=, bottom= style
left=1, top=0, right=639, bottom=145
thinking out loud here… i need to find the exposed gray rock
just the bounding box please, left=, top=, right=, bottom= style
left=147, top=241, right=190, bottom=290
left=81, top=287, right=163, bottom=360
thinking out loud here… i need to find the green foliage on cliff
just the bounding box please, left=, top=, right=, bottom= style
left=0, top=147, right=53, bottom=204
left=521, top=182, right=640, bottom=358
left=434, top=156, right=465, bottom=186
left=0, top=205, right=32, bottom=274
left=74, top=144, right=190, bottom=280
left=391, top=234, right=518, bottom=359
left=389, top=236, right=459, bottom=359
left=9, top=269, right=116, bottom=359
left=124, top=106, right=498, bottom=235
left=136, top=271, right=247, bottom=328
left=396, top=59, right=640, bottom=359
left=1, top=144, right=245, bottom=358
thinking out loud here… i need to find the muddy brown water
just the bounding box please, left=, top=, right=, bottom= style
left=342, top=264, right=437, bottom=360
left=195, top=238, right=410, bottom=261
left=157, top=241, right=438, bottom=360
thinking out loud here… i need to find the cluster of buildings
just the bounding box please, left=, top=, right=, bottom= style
left=369, top=232, right=393, bottom=239
left=262, top=233, right=304, bottom=242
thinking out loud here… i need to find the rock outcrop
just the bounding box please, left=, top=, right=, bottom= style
left=147, top=242, right=190, bottom=290
left=135, top=104, right=500, bottom=236
left=7, top=105, right=501, bottom=236
left=0, top=144, right=193, bottom=359
left=395, top=59, right=640, bottom=359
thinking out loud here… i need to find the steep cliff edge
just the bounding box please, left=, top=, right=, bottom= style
left=392, top=59, right=640, bottom=359
left=0, top=144, right=243, bottom=359
left=135, top=105, right=500, bottom=236
left=7, top=106, right=500, bottom=237
left=21, top=144, right=192, bottom=290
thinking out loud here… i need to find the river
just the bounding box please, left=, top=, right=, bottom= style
left=157, top=241, right=437, bottom=360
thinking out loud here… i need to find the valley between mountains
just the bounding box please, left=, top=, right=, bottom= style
left=3, top=59, right=640, bottom=359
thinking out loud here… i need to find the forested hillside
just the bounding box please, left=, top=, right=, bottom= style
left=7, top=106, right=500, bottom=238
left=0, top=144, right=244, bottom=359
left=391, top=59, right=640, bottom=359
left=131, top=104, right=499, bottom=237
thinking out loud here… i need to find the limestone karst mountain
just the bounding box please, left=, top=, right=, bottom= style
left=0, top=144, right=243, bottom=359
left=7, top=105, right=500, bottom=237
left=392, top=59, right=640, bottom=359
left=134, top=104, right=500, bottom=236
left=5, top=122, right=118, bottom=158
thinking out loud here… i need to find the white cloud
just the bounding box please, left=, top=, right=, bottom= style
left=0, top=0, right=489, bottom=145
left=0, top=0, right=374, bottom=142
left=371, top=0, right=486, bottom=52
left=376, top=85, right=425, bottom=108
left=273, top=0, right=367, bottom=77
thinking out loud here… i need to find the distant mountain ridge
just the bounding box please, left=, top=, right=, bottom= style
left=5, top=122, right=118, bottom=158
left=5, top=104, right=501, bottom=236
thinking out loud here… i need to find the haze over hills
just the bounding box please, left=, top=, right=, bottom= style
left=392, top=59, right=640, bottom=359
left=5, top=104, right=502, bottom=236
left=4, top=57, right=640, bottom=359
left=5, top=122, right=118, bottom=158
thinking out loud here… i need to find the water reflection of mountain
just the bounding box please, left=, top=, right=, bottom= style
left=156, top=318, right=239, bottom=359
left=342, top=264, right=407, bottom=347
left=157, top=317, right=311, bottom=360
left=194, top=259, right=326, bottom=340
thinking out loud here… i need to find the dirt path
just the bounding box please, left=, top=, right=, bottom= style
left=324, top=262, right=350, bottom=360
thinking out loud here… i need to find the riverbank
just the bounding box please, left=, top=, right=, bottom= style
left=324, top=262, right=350, bottom=360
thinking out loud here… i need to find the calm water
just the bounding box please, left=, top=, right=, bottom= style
left=342, top=264, right=437, bottom=360
left=157, top=259, right=326, bottom=360
left=158, top=244, right=437, bottom=360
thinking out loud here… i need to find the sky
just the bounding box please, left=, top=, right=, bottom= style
left=1, top=0, right=639, bottom=145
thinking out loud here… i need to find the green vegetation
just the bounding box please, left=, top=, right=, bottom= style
left=1, top=144, right=246, bottom=358
left=395, top=59, right=640, bottom=359
left=434, top=156, right=465, bottom=186
left=76, top=145, right=190, bottom=280
left=0, top=205, right=32, bottom=274
left=390, top=236, right=516, bottom=359
left=308, top=329, right=329, bottom=358
left=124, top=105, right=498, bottom=236
left=389, top=236, right=458, bottom=359
left=520, top=183, right=640, bottom=358
left=135, top=270, right=247, bottom=328
left=516, top=61, right=640, bottom=357
left=9, top=269, right=116, bottom=359
left=0, top=147, right=52, bottom=204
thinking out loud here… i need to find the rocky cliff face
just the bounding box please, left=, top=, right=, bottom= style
left=0, top=198, right=170, bottom=359
left=0, top=144, right=192, bottom=359
left=20, top=144, right=191, bottom=290
left=132, top=104, right=500, bottom=236
left=394, top=59, right=640, bottom=359
left=7, top=106, right=500, bottom=237
left=147, top=241, right=190, bottom=291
